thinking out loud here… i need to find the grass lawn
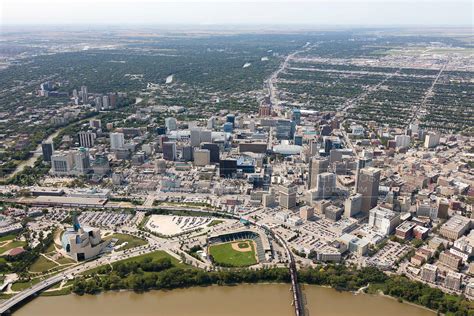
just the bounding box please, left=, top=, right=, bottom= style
left=30, top=255, right=58, bottom=273
left=0, top=240, right=27, bottom=254
left=115, top=250, right=182, bottom=266
left=56, top=256, right=76, bottom=265
left=209, top=240, right=257, bottom=267
left=11, top=278, right=41, bottom=291
left=0, top=235, right=16, bottom=242
left=82, top=250, right=183, bottom=276
left=106, top=233, right=148, bottom=251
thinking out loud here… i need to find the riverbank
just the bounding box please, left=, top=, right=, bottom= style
left=13, top=284, right=437, bottom=316
left=9, top=251, right=470, bottom=316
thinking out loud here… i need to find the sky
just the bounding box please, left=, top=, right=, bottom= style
left=1, top=0, right=472, bottom=26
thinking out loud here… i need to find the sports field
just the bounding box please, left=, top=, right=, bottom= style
left=208, top=240, right=258, bottom=267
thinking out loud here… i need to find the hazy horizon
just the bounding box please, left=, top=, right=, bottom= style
left=1, top=0, right=472, bottom=27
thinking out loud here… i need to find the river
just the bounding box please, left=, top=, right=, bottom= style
left=13, top=284, right=434, bottom=316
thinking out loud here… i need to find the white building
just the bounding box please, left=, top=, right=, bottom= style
left=110, top=132, right=125, bottom=150
left=394, top=135, right=411, bottom=149
left=424, top=132, right=440, bottom=148
left=51, top=151, right=75, bottom=176
left=368, top=206, right=401, bottom=235
left=61, top=216, right=109, bottom=261
left=351, top=124, right=364, bottom=136
left=73, top=148, right=90, bottom=175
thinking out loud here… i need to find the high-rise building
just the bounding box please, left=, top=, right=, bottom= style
left=259, top=104, right=271, bottom=117
left=190, top=128, right=202, bottom=147
left=356, top=167, right=380, bottom=214
left=89, top=119, right=102, bottom=129
left=41, top=141, right=54, bottom=162
left=165, top=117, right=177, bottom=132
left=81, top=86, right=88, bottom=104
left=201, top=143, right=220, bottom=163
left=207, top=116, right=215, bottom=129
left=421, top=264, right=438, bottom=283
left=368, top=206, right=400, bottom=235
left=309, top=140, right=318, bottom=156
left=329, top=149, right=343, bottom=164
left=94, top=97, right=102, bottom=110
left=78, top=131, right=96, bottom=148
left=226, top=114, right=235, bottom=127
left=219, top=158, right=238, bottom=178
left=74, top=148, right=90, bottom=175
left=200, top=130, right=212, bottom=143
left=51, top=151, right=74, bottom=176
left=315, top=172, right=336, bottom=199
left=109, top=93, right=117, bottom=108
left=181, top=145, right=193, bottom=162
left=162, top=142, right=176, bottom=161
left=275, top=119, right=295, bottom=140
left=291, top=108, right=301, bottom=125
left=395, top=135, right=411, bottom=149
left=344, top=193, right=362, bottom=218
left=424, top=132, right=440, bottom=148
left=223, top=122, right=233, bottom=133
left=445, top=272, right=462, bottom=290
left=110, top=132, right=125, bottom=150
left=308, top=157, right=329, bottom=189
left=300, top=206, right=314, bottom=221
left=279, top=183, right=297, bottom=209
left=437, top=198, right=449, bottom=219
left=102, top=95, right=109, bottom=109
left=194, top=149, right=210, bottom=166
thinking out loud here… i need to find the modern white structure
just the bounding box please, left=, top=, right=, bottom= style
left=110, top=132, right=125, bottom=150
left=61, top=216, right=109, bottom=261
left=368, top=206, right=401, bottom=235
left=394, top=135, right=411, bottom=149
left=51, top=151, right=74, bottom=176
left=73, top=148, right=90, bottom=175
left=424, top=132, right=440, bottom=148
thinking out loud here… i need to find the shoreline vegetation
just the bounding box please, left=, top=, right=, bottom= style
left=60, top=252, right=472, bottom=316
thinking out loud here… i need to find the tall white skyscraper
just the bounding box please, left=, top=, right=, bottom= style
left=102, top=95, right=109, bottom=109
left=110, top=132, right=125, bottom=150
left=74, top=148, right=91, bottom=175
left=81, top=86, right=88, bottom=104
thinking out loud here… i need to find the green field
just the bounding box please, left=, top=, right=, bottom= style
left=0, top=240, right=26, bottom=255
left=30, top=255, right=58, bottom=272
left=209, top=240, right=257, bottom=267
left=106, top=233, right=148, bottom=251
left=115, top=250, right=181, bottom=266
